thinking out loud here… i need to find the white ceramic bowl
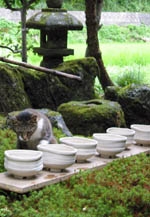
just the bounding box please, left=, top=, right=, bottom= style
left=93, top=133, right=127, bottom=158
left=4, top=150, right=43, bottom=178
left=130, top=124, right=150, bottom=146
left=106, top=127, right=135, bottom=148
left=37, top=144, right=77, bottom=171
left=59, top=137, right=97, bottom=162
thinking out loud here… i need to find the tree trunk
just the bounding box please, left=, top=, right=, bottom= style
left=85, top=0, right=114, bottom=91
left=21, top=1, right=27, bottom=62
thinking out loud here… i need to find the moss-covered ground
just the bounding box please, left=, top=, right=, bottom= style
left=0, top=116, right=149, bottom=217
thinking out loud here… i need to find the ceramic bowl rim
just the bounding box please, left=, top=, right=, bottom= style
left=4, top=150, right=43, bottom=162
left=37, top=144, right=77, bottom=155
left=59, top=136, right=98, bottom=148
left=106, top=127, right=135, bottom=136
left=130, top=124, right=150, bottom=132
left=93, top=133, right=127, bottom=142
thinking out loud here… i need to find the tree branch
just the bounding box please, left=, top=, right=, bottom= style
left=0, top=45, right=21, bottom=54
left=4, top=0, right=21, bottom=11
left=0, top=56, right=82, bottom=81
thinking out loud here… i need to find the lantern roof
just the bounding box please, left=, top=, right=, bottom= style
left=26, top=9, right=83, bottom=31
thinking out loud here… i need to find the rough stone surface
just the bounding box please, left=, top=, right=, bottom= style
left=26, top=9, right=83, bottom=30
left=57, top=99, right=126, bottom=136
left=105, top=85, right=150, bottom=126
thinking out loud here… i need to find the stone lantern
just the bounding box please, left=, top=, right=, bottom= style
left=26, top=0, right=83, bottom=68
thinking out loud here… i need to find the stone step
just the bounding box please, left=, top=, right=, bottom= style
left=0, top=144, right=149, bottom=193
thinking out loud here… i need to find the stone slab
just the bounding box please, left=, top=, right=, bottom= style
left=0, top=144, right=149, bottom=194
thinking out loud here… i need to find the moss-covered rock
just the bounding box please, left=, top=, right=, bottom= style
left=57, top=99, right=126, bottom=136
left=0, top=63, right=31, bottom=112
left=56, top=57, right=98, bottom=101
left=19, top=67, right=58, bottom=110
left=0, top=57, right=98, bottom=113
left=105, top=84, right=150, bottom=126
left=19, top=57, right=98, bottom=110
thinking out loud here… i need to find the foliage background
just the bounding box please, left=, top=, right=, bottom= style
left=64, top=0, right=150, bottom=12
left=0, top=0, right=150, bottom=11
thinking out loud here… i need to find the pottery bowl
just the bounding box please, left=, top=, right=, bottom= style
left=130, top=124, right=150, bottom=146
left=59, top=137, right=97, bottom=162
left=106, top=127, right=135, bottom=148
left=37, top=144, right=77, bottom=171
left=4, top=150, right=43, bottom=178
left=93, top=133, right=127, bottom=158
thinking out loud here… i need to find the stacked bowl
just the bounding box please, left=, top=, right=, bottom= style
left=4, top=150, right=43, bottom=178
left=131, top=124, right=150, bottom=146
left=59, top=137, right=97, bottom=162
left=106, top=127, right=135, bottom=148
left=93, top=133, right=127, bottom=158
left=37, top=144, right=77, bottom=172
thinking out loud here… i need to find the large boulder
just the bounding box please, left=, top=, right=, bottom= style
left=57, top=99, right=126, bottom=136
left=105, top=84, right=150, bottom=126
left=20, top=57, right=97, bottom=110
left=0, top=57, right=98, bottom=112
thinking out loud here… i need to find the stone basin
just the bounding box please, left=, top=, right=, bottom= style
left=59, top=137, right=97, bottom=163
left=93, top=133, right=127, bottom=158
left=106, top=127, right=135, bottom=148
left=37, top=144, right=77, bottom=172
left=130, top=124, right=150, bottom=146
left=4, top=150, right=43, bottom=178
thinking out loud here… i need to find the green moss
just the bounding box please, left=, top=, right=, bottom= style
left=53, top=128, right=66, bottom=140
left=0, top=63, right=31, bottom=112
left=0, top=115, right=7, bottom=129
left=0, top=128, right=16, bottom=172
left=57, top=57, right=98, bottom=77
left=55, top=57, right=98, bottom=102
left=19, top=66, right=44, bottom=79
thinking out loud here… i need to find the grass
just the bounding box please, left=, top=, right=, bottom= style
left=65, top=25, right=150, bottom=87
left=64, top=42, right=150, bottom=87
left=65, top=42, right=150, bottom=66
